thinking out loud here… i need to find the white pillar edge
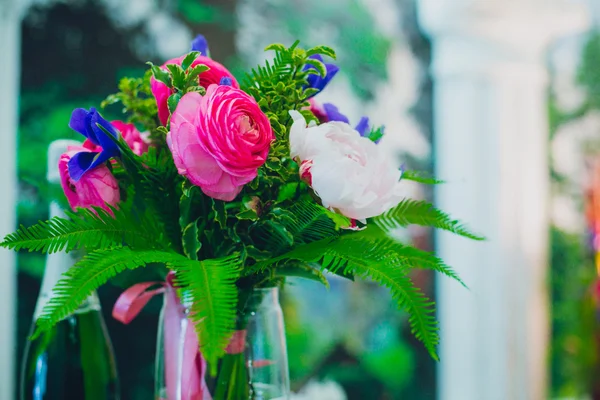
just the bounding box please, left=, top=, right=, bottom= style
left=0, top=0, right=21, bottom=397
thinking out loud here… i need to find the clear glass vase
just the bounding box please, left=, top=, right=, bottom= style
left=155, top=287, right=290, bottom=400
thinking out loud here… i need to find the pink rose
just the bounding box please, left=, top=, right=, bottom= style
left=59, top=146, right=121, bottom=212
left=151, top=55, right=239, bottom=125
left=83, top=120, right=149, bottom=156
left=168, top=84, right=273, bottom=201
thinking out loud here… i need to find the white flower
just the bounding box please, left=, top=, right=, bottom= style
left=289, top=110, right=403, bottom=220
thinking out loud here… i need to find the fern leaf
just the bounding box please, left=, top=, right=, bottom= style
left=389, top=243, right=466, bottom=287
left=172, top=254, right=242, bottom=370
left=249, top=232, right=447, bottom=358
left=1, top=206, right=169, bottom=254
left=318, top=237, right=440, bottom=359
left=373, top=199, right=484, bottom=240
left=283, top=201, right=338, bottom=244
left=32, top=247, right=186, bottom=338
left=402, top=170, right=445, bottom=184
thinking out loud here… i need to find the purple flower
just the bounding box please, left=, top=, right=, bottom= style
left=321, top=103, right=384, bottom=144
left=323, top=103, right=349, bottom=124
left=191, top=34, right=209, bottom=56
left=303, top=55, right=339, bottom=98
left=67, top=108, right=120, bottom=182
left=219, top=77, right=233, bottom=86
left=355, top=117, right=370, bottom=137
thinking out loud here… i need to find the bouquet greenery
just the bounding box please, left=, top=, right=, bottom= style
left=3, top=35, right=481, bottom=382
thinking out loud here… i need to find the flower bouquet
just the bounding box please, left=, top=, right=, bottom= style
left=3, top=35, right=482, bottom=399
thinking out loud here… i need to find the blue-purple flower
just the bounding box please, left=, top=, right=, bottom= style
left=303, top=55, right=339, bottom=98
left=310, top=102, right=384, bottom=144
left=322, top=103, right=349, bottom=124
left=67, top=108, right=120, bottom=181
left=191, top=34, right=209, bottom=56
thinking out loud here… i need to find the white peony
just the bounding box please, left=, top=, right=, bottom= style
left=289, top=110, right=404, bottom=220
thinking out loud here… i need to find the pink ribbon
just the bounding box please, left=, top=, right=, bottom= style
left=112, top=279, right=213, bottom=400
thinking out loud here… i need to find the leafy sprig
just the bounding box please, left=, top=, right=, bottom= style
left=101, top=70, right=158, bottom=131
left=373, top=199, right=484, bottom=240
left=0, top=205, right=169, bottom=254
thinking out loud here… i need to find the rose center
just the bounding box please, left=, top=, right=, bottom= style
left=237, top=115, right=259, bottom=141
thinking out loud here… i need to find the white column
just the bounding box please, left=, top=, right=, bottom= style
left=0, top=0, right=22, bottom=398
left=417, top=1, right=589, bottom=399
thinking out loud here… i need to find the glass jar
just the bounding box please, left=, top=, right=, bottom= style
left=155, top=287, right=290, bottom=400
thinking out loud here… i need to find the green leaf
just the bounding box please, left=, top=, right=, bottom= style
left=147, top=62, right=171, bottom=88
left=182, top=220, right=202, bottom=260
left=211, top=200, right=227, bottom=230
left=264, top=43, right=287, bottom=52
left=373, top=199, right=484, bottom=240
left=303, top=58, right=327, bottom=77
left=323, top=209, right=352, bottom=230
left=306, top=45, right=337, bottom=59
left=251, top=220, right=294, bottom=253
left=173, top=254, right=242, bottom=371
left=32, top=248, right=188, bottom=339
left=186, top=64, right=210, bottom=85
left=167, top=92, right=182, bottom=114
left=185, top=86, right=206, bottom=95
left=236, top=209, right=258, bottom=221
left=367, top=126, right=385, bottom=143
left=282, top=201, right=338, bottom=244
left=0, top=206, right=170, bottom=254
left=182, top=51, right=200, bottom=71
left=166, top=64, right=187, bottom=89
left=402, top=170, right=445, bottom=185
left=276, top=182, right=299, bottom=203
left=273, top=262, right=329, bottom=288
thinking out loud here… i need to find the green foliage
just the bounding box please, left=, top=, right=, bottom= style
left=173, top=254, right=242, bottom=370
left=373, top=199, right=484, bottom=240
left=367, top=126, right=385, bottom=143
left=402, top=170, right=445, bottom=185
left=550, top=227, right=600, bottom=397
left=251, top=227, right=465, bottom=359
left=1, top=206, right=169, bottom=254
left=242, top=41, right=336, bottom=158
left=277, top=201, right=338, bottom=245
left=32, top=247, right=188, bottom=338
left=577, top=31, right=600, bottom=111
left=101, top=70, right=158, bottom=131
left=118, top=141, right=184, bottom=252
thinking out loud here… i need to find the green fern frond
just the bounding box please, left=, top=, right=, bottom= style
left=1, top=206, right=169, bottom=254
left=317, top=237, right=440, bottom=359
left=137, top=148, right=183, bottom=249
left=402, top=170, right=445, bottom=185
left=281, top=201, right=338, bottom=244
left=373, top=199, right=484, bottom=240
left=388, top=242, right=466, bottom=287
left=321, top=249, right=439, bottom=359
left=32, top=247, right=186, bottom=338
left=111, top=141, right=183, bottom=251
left=172, top=254, right=242, bottom=371
left=249, top=231, right=454, bottom=358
